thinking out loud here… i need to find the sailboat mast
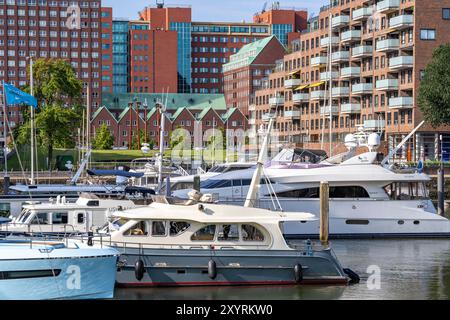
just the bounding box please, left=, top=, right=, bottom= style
left=1, top=85, right=7, bottom=176
left=30, top=58, right=35, bottom=185
left=328, top=4, right=333, bottom=157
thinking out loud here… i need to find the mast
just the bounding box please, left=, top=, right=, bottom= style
left=1, top=83, right=7, bottom=178
left=86, top=85, right=90, bottom=171
left=30, top=58, right=35, bottom=185
left=244, top=115, right=274, bottom=208
left=157, top=101, right=166, bottom=192
left=328, top=2, right=333, bottom=157
left=136, top=99, right=140, bottom=150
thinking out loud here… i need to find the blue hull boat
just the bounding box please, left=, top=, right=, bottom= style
left=0, top=239, right=119, bottom=300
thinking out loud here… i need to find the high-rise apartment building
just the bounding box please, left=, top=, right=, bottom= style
left=0, top=0, right=103, bottom=135
left=106, top=3, right=308, bottom=95
left=251, top=0, right=450, bottom=161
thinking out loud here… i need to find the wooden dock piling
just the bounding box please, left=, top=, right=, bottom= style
left=320, top=181, right=330, bottom=246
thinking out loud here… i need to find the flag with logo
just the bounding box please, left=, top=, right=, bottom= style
left=3, top=82, right=38, bottom=108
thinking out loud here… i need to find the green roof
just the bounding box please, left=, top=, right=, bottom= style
left=102, top=93, right=227, bottom=111
left=221, top=107, right=240, bottom=121
left=223, top=36, right=279, bottom=72
left=171, top=107, right=192, bottom=121
left=197, top=106, right=220, bottom=121
left=117, top=107, right=131, bottom=122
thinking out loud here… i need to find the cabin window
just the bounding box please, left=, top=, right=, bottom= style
left=52, top=212, right=68, bottom=224
left=384, top=182, right=428, bottom=200
left=169, top=221, right=190, bottom=236
left=241, top=225, right=265, bottom=242
left=217, top=224, right=239, bottom=241
left=151, top=221, right=167, bottom=237
left=77, top=213, right=85, bottom=224
left=86, top=200, right=100, bottom=207
left=273, top=186, right=369, bottom=199
left=31, top=213, right=49, bottom=225
left=191, top=225, right=216, bottom=241
left=124, top=221, right=148, bottom=236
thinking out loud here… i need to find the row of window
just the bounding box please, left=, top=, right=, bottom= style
left=0, top=0, right=99, bottom=7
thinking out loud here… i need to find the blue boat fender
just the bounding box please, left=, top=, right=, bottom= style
left=135, top=259, right=145, bottom=281
left=294, top=264, right=303, bottom=283
left=208, top=260, right=217, bottom=280
left=343, top=268, right=360, bottom=284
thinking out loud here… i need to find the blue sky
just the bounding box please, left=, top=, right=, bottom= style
left=103, top=0, right=326, bottom=21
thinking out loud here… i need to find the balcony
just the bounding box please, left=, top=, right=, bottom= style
left=389, top=96, right=414, bottom=109
left=352, top=83, right=373, bottom=95
left=284, top=79, right=302, bottom=89
left=376, top=39, right=400, bottom=52
left=269, top=97, right=284, bottom=106
left=332, top=87, right=350, bottom=98
left=389, top=15, right=414, bottom=30
left=341, top=30, right=362, bottom=43
left=320, top=106, right=339, bottom=116
left=320, top=71, right=339, bottom=81
left=262, top=113, right=276, bottom=121
left=352, top=7, right=373, bottom=21
left=376, top=0, right=400, bottom=14
left=293, top=93, right=309, bottom=104
left=364, top=120, right=386, bottom=130
left=376, top=79, right=399, bottom=91
left=248, top=104, right=256, bottom=112
left=311, top=56, right=328, bottom=67
left=284, top=110, right=302, bottom=119
left=341, top=103, right=361, bottom=114
left=310, top=90, right=326, bottom=100
left=341, top=67, right=361, bottom=79
left=320, top=36, right=340, bottom=48
left=331, top=51, right=350, bottom=64
left=352, top=45, right=373, bottom=58
left=248, top=118, right=256, bottom=125
left=332, top=15, right=350, bottom=28
left=389, top=55, right=413, bottom=70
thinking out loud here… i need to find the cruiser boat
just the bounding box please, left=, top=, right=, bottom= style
left=99, top=195, right=351, bottom=287
left=0, top=193, right=146, bottom=237
left=0, top=238, right=119, bottom=300
left=173, top=152, right=450, bottom=238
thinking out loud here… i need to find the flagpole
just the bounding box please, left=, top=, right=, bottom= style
left=1, top=83, right=8, bottom=187
left=30, top=57, right=35, bottom=185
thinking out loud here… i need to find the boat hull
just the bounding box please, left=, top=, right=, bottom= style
left=0, top=255, right=117, bottom=300
left=113, top=247, right=348, bottom=287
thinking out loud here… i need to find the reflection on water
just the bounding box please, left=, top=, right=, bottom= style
left=115, top=239, right=450, bottom=300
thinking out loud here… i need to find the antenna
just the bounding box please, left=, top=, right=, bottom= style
left=261, top=1, right=267, bottom=13
left=156, top=0, right=164, bottom=8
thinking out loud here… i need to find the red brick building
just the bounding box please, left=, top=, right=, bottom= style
left=223, top=36, right=286, bottom=115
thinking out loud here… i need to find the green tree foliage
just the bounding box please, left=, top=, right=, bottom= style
left=131, top=130, right=152, bottom=150
left=92, top=123, right=115, bottom=150
left=418, top=44, right=450, bottom=127
left=15, top=59, right=83, bottom=169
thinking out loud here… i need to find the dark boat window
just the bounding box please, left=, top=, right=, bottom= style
left=200, top=179, right=232, bottom=189
left=169, top=221, right=190, bottom=236
left=124, top=221, right=148, bottom=236
left=0, top=269, right=61, bottom=280
left=52, top=212, right=68, bottom=224
left=273, top=186, right=369, bottom=199
left=152, top=221, right=167, bottom=237
left=217, top=224, right=239, bottom=241
left=191, top=225, right=216, bottom=241
left=241, top=225, right=265, bottom=242
left=345, top=220, right=370, bottom=225
left=86, top=200, right=100, bottom=207
left=31, top=213, right=49, bottom=225
left=77, top=213, right=85, bottom=224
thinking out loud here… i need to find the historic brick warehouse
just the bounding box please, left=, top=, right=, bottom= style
left=248, top=0, right=450, bottom=161
left=91, top=93, right=248, bottom=148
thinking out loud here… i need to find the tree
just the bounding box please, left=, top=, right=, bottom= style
left=92, top=123, right=114, bottom=150
left=418, top=44, right=450, bottom=127
left=131, top=130, right=151, bottom=150
left=15, top=59, right=83, bottom=169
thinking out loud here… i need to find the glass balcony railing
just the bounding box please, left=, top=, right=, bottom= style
left=320, top=106, right=339, bottom=116
left=364, top=119, right=386, bottom=130
left=352, top=7, right=373, bottom=21
left=352, top=45, right=373, bottom=58
left=320, top=36, right=340, bottom=48
left=332, top=87, right=350, bottom=97
left=331, top=51, right=350, bottom=63
left=341, top=30, right=362, bottom=42
left=269, top=97, right=284, bottom=106
left=332, top=15, right=350, bottom=28
left=389, top=15, right=414, bottom=30
left=377, top=0, right=400, bottom=13
left=341, top=67, right=361, bottom=78
left=310, top=90, right=326, bottom=100
left=389, top=96, right=414, bottom=109
left=311, top=56, right=328, bottom=67
left=341, top=103, right=361, bottom=114
left=293, top=93, right=309, bottom=104
left=352, top=83, right=373, bottom=94
left=389, top=56, right=413, bottom=70
left=284, top=110, right=302, bottom=119
left=376, top=79, right=399, bottom=90
left=376, top=39, right=400, bottom=52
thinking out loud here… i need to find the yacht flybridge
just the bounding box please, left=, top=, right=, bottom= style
left=97, top=195, right=350, bottom=286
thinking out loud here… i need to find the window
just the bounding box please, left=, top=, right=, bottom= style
left=169, top=221, right=190, bottom=236
left=217, top=224, right=239, bottom=241
left=241, top=225, right=264, bottom=242
left=274, top=186, right=369, bottom=199
left=77, top=213, right=85, bottom=224
left=52, top=212, right=68, bottom=224
left=443, top=8, right=450, bottom=20
left=191, top=225, right=216, bottom=241
left=151, top=221, right=167, bottom=236
left=420, top=29, right=436, bottom=40
left=31, top=213, right=49, bottom=225
left=124, top=221, right=148, bottom=236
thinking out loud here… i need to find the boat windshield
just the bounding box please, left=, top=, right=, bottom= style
left=383, top=182, right=429, bottom=200
left=17, top=209, right=33, bottom=223
left=200, top=178, right=267, bottom=189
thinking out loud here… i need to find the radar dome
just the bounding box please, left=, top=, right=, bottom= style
left=368, top=133, right=381, bottom=150
left=344, top=134, right=357, bottom=149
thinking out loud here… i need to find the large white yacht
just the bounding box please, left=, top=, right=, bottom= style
left=173, top=136, right=450, bottom=238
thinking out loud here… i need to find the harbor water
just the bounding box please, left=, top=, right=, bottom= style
left=114, top=239, right=450, bottom=300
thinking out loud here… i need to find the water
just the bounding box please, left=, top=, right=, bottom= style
left=114, top=239, right=450, bottom=300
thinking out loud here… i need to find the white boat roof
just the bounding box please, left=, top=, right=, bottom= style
left=113, top=201, right=317, bottom=223
left=199, top=164, right=430, bottom=184
left=9, top=184, right=125, bottom=193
